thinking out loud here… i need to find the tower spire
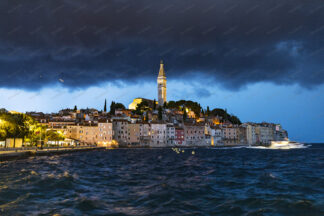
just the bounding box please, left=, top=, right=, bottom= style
left=158, top=59, right=165, bottom=77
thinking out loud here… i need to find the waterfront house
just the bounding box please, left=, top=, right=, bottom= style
left=150, top=122, right=167, bottom=147
left=112, top=119, right=129, bottom=147
left=184, top=123, right=205, bottom=146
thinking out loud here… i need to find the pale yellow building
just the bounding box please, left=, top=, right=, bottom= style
left=65, top=121, right=114, bottom=147
left=66, top=125, right=98, bottom=145
left=97, top=121, right=114, bottom=147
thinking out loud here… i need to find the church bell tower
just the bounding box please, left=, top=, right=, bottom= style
left=157, top=60, right=167, bottom=106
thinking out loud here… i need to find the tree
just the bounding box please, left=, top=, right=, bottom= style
left=134, top=101, right=150, bottom=115
left=163, top=102, right=167, bottom=109
left=0, top=113, right=38, bottom=147
left=228, top=115, right=242, bottom=125
left=209, top=108, right=241, bottom=125
left=37, top=125, right=47, bottom=149
left=28, top=123, right=46, bottom=147
left=153, top=99, right=156, bottom=110
left=145, top=111, right=149, bottom=122
left=110, top=101, right=115, bottom=115
left=104, top=99, right=107, bottom=112
left=74, top=105, right=77, bottom=111
left=167, top=101, right=177, bottom=109
left=207, top=106, right=210, bottom=116
left=46, top=130, right=65, bottom=146
left=183, top=107, right=187, bottom=121
left=114, top=103, right=125, bottom=110
left=165, top=100, right=201, bottom=117
left=158, top=106, right=163, bottom=120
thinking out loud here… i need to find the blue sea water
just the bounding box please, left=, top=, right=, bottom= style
left=1, top=144, right=324, bottom=216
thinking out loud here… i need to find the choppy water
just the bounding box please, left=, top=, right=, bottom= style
left=1, top=144, right=324, bottom=216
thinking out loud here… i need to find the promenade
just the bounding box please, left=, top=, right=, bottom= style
left=0, top=146, right=105, bottom=161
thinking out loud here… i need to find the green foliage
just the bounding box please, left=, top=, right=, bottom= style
left=0, top=113, right=29, bottom=140
left=26, top=124, right=46, bottom=145
left=207, top=106, right=210, bottom=116
left=228, top=115, right=242, bottom=125
left=0, top=108, right=7, bottom=113
left=163, top=102, right=167, bottom=109
left=145, top=111, right=149, bottom=122
left=114, top=103, right=125, bottom=110
left=165, top=100, right=242, bottom=125
left=210, top=108, right=242, bottom=125
left=110, top=101, right=115, bottom=115
left=210, top=108, right=227, bottom=117
left=153, top=99, right=156, bottom=110
left=46, top=130, right=65, bottom=142
left=0, top=113, right=49, bottom=145
left=167, top=101, right=176, bottom=109
left=110, top=101, right=125, bottom=115
left=74, top=105, right=77, bottom=111
left=133, top=101, right=150, bottom=115
left=167, top=100, right=201, bottom=117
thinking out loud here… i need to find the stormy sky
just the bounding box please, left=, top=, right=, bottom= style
left=1, top=0, right=324, bottom=142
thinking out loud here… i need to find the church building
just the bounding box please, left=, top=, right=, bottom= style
left=128, top=60, right=167, bottom=110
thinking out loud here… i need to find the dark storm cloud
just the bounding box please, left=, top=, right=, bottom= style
left=0, top=0, right=324, bottom=90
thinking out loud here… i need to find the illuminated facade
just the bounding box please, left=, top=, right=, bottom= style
left=64, top=121, right=114, bottom=147
left=157, top=60, right=167, bottom=106
left=128, top=98, right=156, bottom=110
left=129, top=98, right=144, bottom=110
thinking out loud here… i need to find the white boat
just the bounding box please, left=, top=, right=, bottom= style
left=270, top=139, right=304, bottom=149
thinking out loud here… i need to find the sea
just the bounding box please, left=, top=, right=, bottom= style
left=1, top=143, right=324, bottom=216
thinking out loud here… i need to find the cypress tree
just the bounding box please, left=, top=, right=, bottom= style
left=104, top=99, right=107, bottom=112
